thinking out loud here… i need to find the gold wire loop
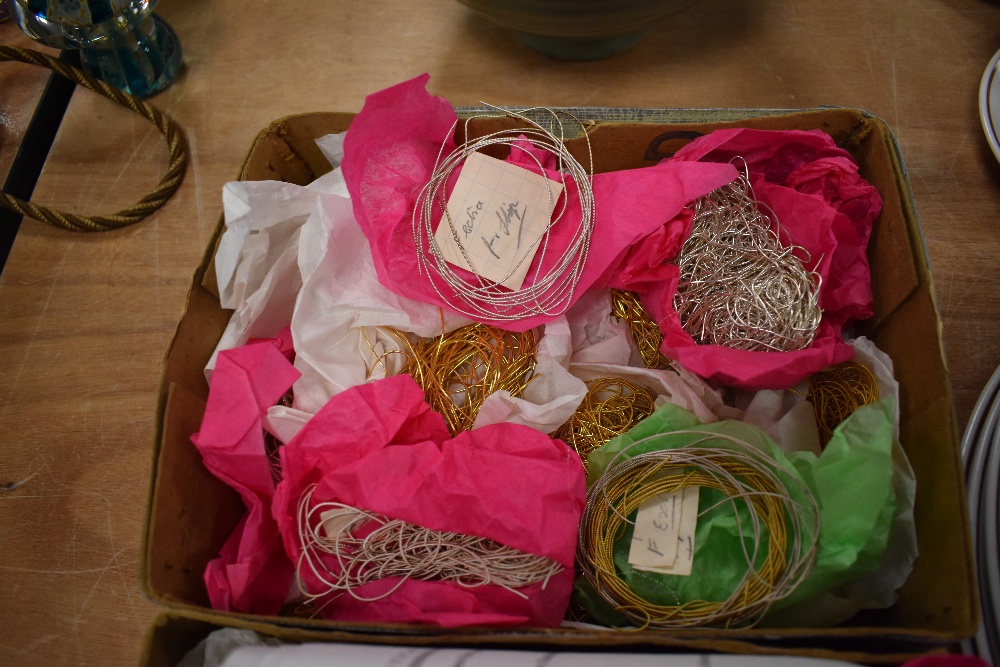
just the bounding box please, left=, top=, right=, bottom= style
left=610, top=289, right=674, bottom=371
left=807, top=360, right=880, bottom=447
left=362, top=323, right=538, bottom=435
left=552, top=377, right=657, bottom=472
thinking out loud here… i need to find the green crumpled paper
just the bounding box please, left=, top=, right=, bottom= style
left=577, top=398, right=897, bottom=625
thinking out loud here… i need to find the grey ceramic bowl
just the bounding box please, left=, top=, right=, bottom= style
left=456, top=0, right=697, bottom=60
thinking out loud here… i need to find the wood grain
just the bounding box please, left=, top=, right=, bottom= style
left=3, top=0, right=1000, bottom=663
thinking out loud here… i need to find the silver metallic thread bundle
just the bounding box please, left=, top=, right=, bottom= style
left=296, top=488, right=564, bottom=603
left=672, top=173, right=822, bottom=352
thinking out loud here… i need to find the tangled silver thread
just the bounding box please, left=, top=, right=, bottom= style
left=673, top=171, right=822, bottom=352
left=412, top=105, right=595, bottom=321
left=296, top=486, right=564, bottom=603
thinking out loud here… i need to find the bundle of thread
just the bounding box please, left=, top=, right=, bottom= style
left=807, top=361, right=880, bottom=447
left=552, top=377, right=657, bottom=472
left=296, top=485, right=565, bottom=604
left=363, top=323, right=538, bottom=435
left=672, top=172, right=822, bottom=352
left=610, top=289, right=674, bottom=370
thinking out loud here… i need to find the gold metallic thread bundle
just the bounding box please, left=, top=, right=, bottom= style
left=553, top=377, right=657, bottom=472
left=672, top=173, right=822, bottom=352
left=807, top=361, right=880, bottom=446
left=579, top=432, right=819, bottom=629
left=363, top=323, right=537, bottom=435
left=610, top=289, right=674, bottom=370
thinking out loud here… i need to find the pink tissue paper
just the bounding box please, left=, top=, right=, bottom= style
left=271, top=374, right=587, bottom=627
left=342, top=74, right=738, bottom=332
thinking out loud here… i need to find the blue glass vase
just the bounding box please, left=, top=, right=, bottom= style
left=11, top=0, right=182, bottom=98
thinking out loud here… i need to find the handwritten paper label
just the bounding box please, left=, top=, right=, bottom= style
left=433, top=151, right=564, bottom=290
left=628, top=486, right=700, bottom=577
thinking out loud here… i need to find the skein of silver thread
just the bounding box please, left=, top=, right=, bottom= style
left=672, top=169, right=822, bottom=352
left=412, top=105, right=595, bottom=322
left=296, top=486, right=564, bottom=605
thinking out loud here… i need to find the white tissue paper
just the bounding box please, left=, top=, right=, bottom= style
left=207, top=134, right=352, bottom=375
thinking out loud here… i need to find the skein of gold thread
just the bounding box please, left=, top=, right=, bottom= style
left=363, top=323, right=538, bottom=435
left=579, top=435, right=818, bottom=629
left=808, top=361, right=880, bottom=447
left=610, top=289, right=674, bottom=371
left=552, top=378, right=657, bottom=473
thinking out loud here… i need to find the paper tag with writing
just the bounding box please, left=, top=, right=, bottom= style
left=319, top=507, right=363, bottom=539
left=433, top=151, right=564, bottom=290
left=628, top=486, right=700, bottom=577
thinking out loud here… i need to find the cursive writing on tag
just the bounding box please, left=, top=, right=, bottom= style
left=433, top=151, right=564, bottom=290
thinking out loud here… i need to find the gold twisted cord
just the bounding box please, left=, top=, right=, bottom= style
left=0, top=45, right=188, bottom=232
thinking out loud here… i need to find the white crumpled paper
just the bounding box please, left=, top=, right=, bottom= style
left=207, top=135, right=352, bottom=375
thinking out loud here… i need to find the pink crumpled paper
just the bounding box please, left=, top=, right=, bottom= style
left=612, top=128, right=882, bottom=389
left=191, top=328, right=300, bottom=615
left=342, top=74, right=737, bottom=332
left=271, top=373, right=587, bottom=628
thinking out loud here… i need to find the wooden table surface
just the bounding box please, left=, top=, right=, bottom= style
left=3, top=0, right=1000, bottom=664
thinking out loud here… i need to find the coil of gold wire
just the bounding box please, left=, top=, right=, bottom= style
left=578, top=431, right=818, bottom=629
left=552, top=377, right=657, bottom=472
left=610, top=289, right=674, bottom=371
left=807, top=360, right=880, bottom=447
left=363, top=323, right=537, bottom=435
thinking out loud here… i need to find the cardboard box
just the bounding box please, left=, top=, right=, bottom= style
left=142, top=108, right=978, bottom=663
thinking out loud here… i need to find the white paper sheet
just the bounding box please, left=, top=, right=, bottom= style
left=217, top=642, right=861, bottom=667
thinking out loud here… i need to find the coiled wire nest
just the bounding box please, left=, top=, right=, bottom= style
left=672, top=173, right=822, bottom=352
